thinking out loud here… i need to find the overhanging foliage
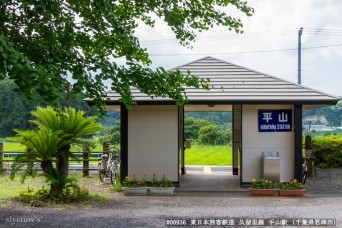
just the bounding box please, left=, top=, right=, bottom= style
left=0, top=0, right=253, bottom=114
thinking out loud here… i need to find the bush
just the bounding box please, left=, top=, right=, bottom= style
left=17, top=185, right=90, bottom=205
left=197, top=124, right=231, bottom=145
left=312, top=135, right=342, bottom=168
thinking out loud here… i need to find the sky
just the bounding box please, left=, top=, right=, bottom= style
left=135, top=0, right=342, bottom=97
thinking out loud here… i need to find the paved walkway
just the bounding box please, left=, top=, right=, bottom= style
left=178, top=166, right=247, bottom=192
left=185, top=166, right=232, bottom=175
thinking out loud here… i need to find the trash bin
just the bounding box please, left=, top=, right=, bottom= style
left=184, top=139, right=191, bottom=149
left=261, top=152, right=280, bottom=183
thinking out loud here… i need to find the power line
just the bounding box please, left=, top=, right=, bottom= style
left=140, top=28, right=342, bottom=46
left=149, top=43, right=342, bottom=56
left=140, top=30, right=297, bottom=45
left=305, top=27, right=342, bottom=32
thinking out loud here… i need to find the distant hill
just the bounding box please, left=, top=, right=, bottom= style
left=185, top=101, right=341, bottom=127
left=303, top=101, right=342, bottom=126
left=0, top=78, right=340, bottom=138
left=185, top=112, right=232, bottom=126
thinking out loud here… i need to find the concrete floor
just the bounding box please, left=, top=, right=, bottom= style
left=177, top=166, right=248, bottom=192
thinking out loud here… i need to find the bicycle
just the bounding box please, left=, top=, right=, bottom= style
left=98, top=153, right=110, bottom=182
left=302, top=158, right=308, bottom=185
left=110, top=152, right=120, bottom=185
left=98, top=151, right=120, bottom=185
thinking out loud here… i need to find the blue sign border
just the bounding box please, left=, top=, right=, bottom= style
left=258, top=110, right=292, bottom=132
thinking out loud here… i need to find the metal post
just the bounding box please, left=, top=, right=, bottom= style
left=305, top=135, right=313, bottom=177
left=0, top=142, right=3, bottom=174
left=298, top=27, right=303, bottom=85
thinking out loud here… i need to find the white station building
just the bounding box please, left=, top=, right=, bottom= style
left=88, top=56, right=339, bottom=186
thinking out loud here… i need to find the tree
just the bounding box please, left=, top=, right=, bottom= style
left=0, top=1, right=253, bottom=114
left=0, top=79, right=99, bottom=137
left=0, top=80, right=33, bottom=137
left=198, top=124, right=218, bottom=145
left=216, top=129, right=232, bottom=145
left=10, top=129, right=68, bottom=189
left=185, top=116, right=213, bottom=140
left=29, top=107, right=103, bottom=181
left=197, top=124, right=231, bottom=145
left=98, top=121, right=121, bottom=147
left=186, top=112, right=232, bottom=126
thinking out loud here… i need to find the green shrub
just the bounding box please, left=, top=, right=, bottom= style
left=312, top=135, right=342, bottom=168
left=17, top=185, right=90, bottom=205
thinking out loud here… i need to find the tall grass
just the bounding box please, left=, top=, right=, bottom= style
left=185, top=144, right=232, bottom=166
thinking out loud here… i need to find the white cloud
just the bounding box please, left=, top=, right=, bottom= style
left=134, top=0, right=342, bottom=96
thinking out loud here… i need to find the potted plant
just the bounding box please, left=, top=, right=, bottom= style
left=122, top=174, right=147, bottom=196
left=249, top=178, right=277, bottom=196
left=278, top=179, right=305, bottom=196
left=149, top=173, right=175, bottom=196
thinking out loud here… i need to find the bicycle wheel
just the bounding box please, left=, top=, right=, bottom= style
left=111, top=169, right=117, bottom=185
left=302, top=172, right=307, bottom=185
left=99, top=161, right=108, bottom=182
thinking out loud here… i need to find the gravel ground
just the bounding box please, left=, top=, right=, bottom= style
left=0, top=177, right=341, bottom=228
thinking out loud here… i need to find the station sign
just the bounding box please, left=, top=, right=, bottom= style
left=258, top=110, right=292, bottom=132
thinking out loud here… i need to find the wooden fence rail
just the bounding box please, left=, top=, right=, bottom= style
left=0, top=142, right=107, bottom=176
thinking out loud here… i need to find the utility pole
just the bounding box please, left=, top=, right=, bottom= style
left=298, top=27, right=303, bottom=85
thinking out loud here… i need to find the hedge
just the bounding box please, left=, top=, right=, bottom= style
left=312, top=135, right=342, bottom=168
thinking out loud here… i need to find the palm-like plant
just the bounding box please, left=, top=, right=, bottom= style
left=10, top=129, right=68, bottom=184
left=29, top=107, right=104, bottom=180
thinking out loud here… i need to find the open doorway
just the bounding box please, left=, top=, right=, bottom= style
left=179, top=105, right=242, bottom=191
left=184, top=111, right=232, bottom=172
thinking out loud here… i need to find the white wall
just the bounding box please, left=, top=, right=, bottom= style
left=128, top=105, right=178, bottom=182
left=242, top=105, right=294, bottom=182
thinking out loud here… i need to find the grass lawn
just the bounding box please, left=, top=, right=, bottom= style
left=2, top=142, right=103, bottom=164
left=185, top=144, right=232, bottom=166
left=3, top=142, right=26, bottom=151
left=3, top=142, right=233, bottom=166
left=2, top=142, right=104, bottom=152
left=0, top=174, right=47, bottom=207
left=0, top=174, right=109, bottom=207
left=0, top=175, right=46, bottom=200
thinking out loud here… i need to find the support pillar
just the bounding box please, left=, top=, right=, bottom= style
left=120, top=104, right=128, bottom=181
left=294, top=105, right=303, bottom=182
left=178, top=106, right=185, bottom=175
left=233, top=104, right=242, bottom=176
